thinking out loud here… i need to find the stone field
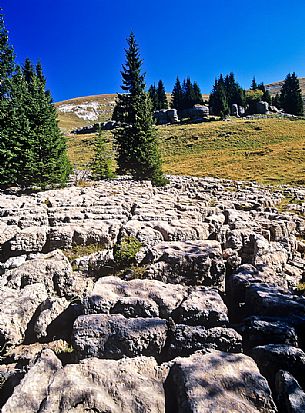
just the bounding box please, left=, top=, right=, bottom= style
left=0, top=175, right=305, bottom=412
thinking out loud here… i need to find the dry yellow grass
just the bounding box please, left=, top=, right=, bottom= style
left=65, top=117, right=305, bottom=186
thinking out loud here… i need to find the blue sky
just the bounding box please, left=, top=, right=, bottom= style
left=3, top=0, right=305, bottom=102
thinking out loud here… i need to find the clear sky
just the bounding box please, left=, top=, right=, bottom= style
left=3, top=0, right=305, bottom=102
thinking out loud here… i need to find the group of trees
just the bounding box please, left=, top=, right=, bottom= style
left=148, top=80, right=167, bottom=111
left=171, top=77, right=203, bottom=111
left=0, top=10, right=71, bottom=188
left=209, top=73, right=245, bottom=117
left=209, top=72, right=304, bottom=117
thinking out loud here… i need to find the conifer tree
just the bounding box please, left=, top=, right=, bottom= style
left=90, top=130, right=115, bottom=180
left=113, top=33, right=167, bottom=186
left=272, top=93, right=281, bottom=109
left=209, top=75, right=229, bottom=118
left=257, top=82, right=271, bottom=104
left=224, top=73, right=245, bottom=107
left=0, top=8, right=14, bottom=98
left=148, top=84, right=158, bottom=111
left=280, top=72, right=304, bottom=116
left=156, top=80, right=168, bottom=109
left=171, top=77, right=183, bottom=110
left=251, top=77, right=258, bottom=90
left=193, top=81, right=203, bottom=105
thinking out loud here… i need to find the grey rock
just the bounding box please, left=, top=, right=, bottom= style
left=40, top=356, right=167, bottom=413
left=168, top=324, right=242, bottom=358
left=174, top=286, right=228, bottom=327
left=252, top=344, right=305, bottom=392
left=83, top=276, right=186, bottom=319
left=2, top=350, right=62, bottom=413
left=243, top=317, right=298, bottom=350
left=72, top=314, right=168, bottom=359
left=0, top=283, right=48, bottom=348
left=165, top=350, right=277, bottom=413
left=145, top=240, right=225, bottom=288
left=256, top=101, right=270, bottom=114
left=6, top=250, right=92, bottom=299
left=275, top=370, right=305, bottom=413
left=9, top=226, right=47, bottom=253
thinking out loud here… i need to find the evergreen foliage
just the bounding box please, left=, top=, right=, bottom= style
left=257, top=82, right=271, bottom=104
left=224, top=73, right=245, bottom=107
left=272, top=93, right=281, bottom=109
left=113, top=33, right=167, bottom=186
left=251, top=77, right=258, bottom=90
left=171, top=77, right=203, bottom=110
left=148, top=80, right=168, bottom=111
left=171, top=77, right=183, bottom=110
left=90, top=130, right=115, bottom=180
left=148, top=84, right=158, bottom=111
left=156, top=80, right=168, bottom=110
left=280, top=72, right=304, bottom=116
left=209, top=75, right=229, bottom=118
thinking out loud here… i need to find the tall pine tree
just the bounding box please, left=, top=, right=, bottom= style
left=171, top=77, right=183, bottom=110
left=280, top=72, right=304, bottom=116
left=148, top=84, right=158, bottom=111
left=156, top=80, right=168, bottom=110
left=113, top=33, right=167, bottom=186
left=209, top=75, right=229, bottom=118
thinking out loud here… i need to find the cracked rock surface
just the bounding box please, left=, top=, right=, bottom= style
left=0, top=176, right=305, bottom=412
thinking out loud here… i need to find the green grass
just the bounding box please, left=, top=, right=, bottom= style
left=64, top=116, right=305, bottom=186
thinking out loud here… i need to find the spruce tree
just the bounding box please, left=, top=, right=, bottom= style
left=193, top=81, right=203, bottom=105
left=251, top=77, right=258, bottom=90
left=90, top=130, right=115, bottom=180
left=280, top=72, right=304, bottom=116
left=148, top=84, right=158, bottom=111
left=156, top=80, right=168, bottom=109
left=209, top=75, right=229, bottom=118
left=224, top=73, right=245, bottom=107
left=0, top=8, right=14, bottom=97
left=257, top=82, right=271, bottom=104
left=113, top=33, right=167, bottom=186
left=272, top=93, right=281, bottom=109
left=171, top=77, right=183, bottom=110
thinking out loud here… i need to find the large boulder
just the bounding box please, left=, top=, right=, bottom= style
left=2, top=350, right=62, bottom=413
left=144, top=240, right=225, bottom=288
left=38, top=357, right=167, bottom=413
left=5, top=250, right=92, bottom=299
left=165, top=350, right=277, bottom=413
left=173, top=286, right=228, bottom=327
left=256, top=101, right=269, bottom=114
left=275, top=370, right=305, bottom=413
left=83, top=276, right=186, bottom=319
left=0, top=283, right=48, bottom=349
left=168, top=324, right=242, bottom=359
left=72, top=314, right=168, bottom=359
left=252, top=344, right=305, bottom=391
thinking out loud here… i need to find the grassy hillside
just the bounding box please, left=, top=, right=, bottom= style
left=67, top=117, right=305, bottom=186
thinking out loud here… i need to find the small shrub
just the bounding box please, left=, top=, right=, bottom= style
left=114, top=236, right=142, bottom=268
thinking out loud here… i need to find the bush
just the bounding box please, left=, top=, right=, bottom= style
left=113, top=236, right=142, bottom=267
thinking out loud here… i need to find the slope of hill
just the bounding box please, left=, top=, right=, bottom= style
left=266, top=77, right=305, bottom=97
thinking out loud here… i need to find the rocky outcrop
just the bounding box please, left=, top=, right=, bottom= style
left=0, top=175, right=305, bottom=411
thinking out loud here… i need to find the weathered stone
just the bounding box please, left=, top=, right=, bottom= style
left=0, top=283, right=48, bottom=348
left=39, top=356, right=167, bottom=413
left=245, top=284, right=305, bottom=318
left=275, top=370, right=305, bottom=413
left=165, top=351, right=277, bottom=413
left=252, top=344, right=305, bottom=392
left=256, top=101, right=269, bottom=114
left=9, top=226, right=47, bottom=253
left=168, top=324, right=242, bottom=358
left=174, top=286, right=228, bottom=327
left=2, top=350, right=62, bottom=413
left=72, top=314, right=168, bottom=359
left=243, top=317, right=298, bottom=350
left=145, top=240, right=225, bottom=288
left=6, top=250, right=92, bottom=299
left=83, top=276, right=186, bottom=318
